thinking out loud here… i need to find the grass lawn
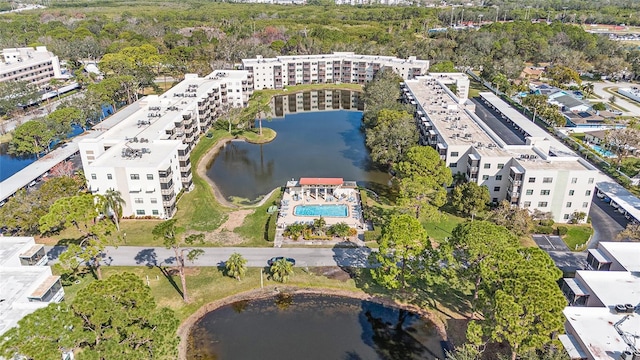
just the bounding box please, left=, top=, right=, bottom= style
left=562, top=225, right=593, bottom=251
left=422, top=212, right=466, bottom=243
left=0, top=131, right=12, bottom=144
left=468, top=79, right=488, bottom=98
left=619, top=157, right=640, bottom=177
left=234, top=188, right=282, bottom=246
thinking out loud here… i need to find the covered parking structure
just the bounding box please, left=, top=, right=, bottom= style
left=595, top=181, right=640, bottom=224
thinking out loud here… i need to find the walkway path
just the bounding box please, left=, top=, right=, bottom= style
left=45, top=246, right=374, bottom=268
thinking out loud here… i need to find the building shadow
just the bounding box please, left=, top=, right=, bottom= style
left=134, top=248, right=183, bottom=298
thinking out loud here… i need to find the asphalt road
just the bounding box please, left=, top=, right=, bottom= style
left=45, top=246, right=374, bottom=268
left=588, top=194, right=627, bottom=247
left=591, top=81, right=640, bottom=116
left=471, top=97, right=527, bottom=145
left=532, top=235, right=569, bottom=251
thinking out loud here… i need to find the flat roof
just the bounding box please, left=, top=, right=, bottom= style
left=576, top=270, right=640, bottom=307
left=242, top=52, right=428, bottom=67
left=558, top=334, right=588, bottom=359
left=516, top=157, right=593, bottom=171
left=0, top=266, right=53, bottom=336
left=598, top=242, right=640, bottom=272
left=564, top=278, right=589, bottom=296
left=89, top=140, right=182, bottom=169
left=0, top=237, right=35, bottom=266
left=479, top=92, right=577, bottom=157
left=563, top=307, right=640, bottom=360
left=588, top=249, right=611, bottom=264
left=20, top=244, right=44, bottom=258
left=596, top=181, right=640, bottom=222
left=299, top=177, right=344, bottom=186
left=30, top=275, right=60, bottom=298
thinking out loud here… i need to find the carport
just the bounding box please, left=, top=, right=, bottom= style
left=595, top=181, right=640, bottom=223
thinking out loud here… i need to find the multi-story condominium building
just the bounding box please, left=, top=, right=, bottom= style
left=0, top=46, right=62, bottom=87
left=0, top=237, right=65, bottom=337
left=78, top=70, right=251, bottom=219
left=270, top=89, right=364, bottom=117
left=402, top=73, right=599, bottom=223
left=559, top=242, right=640, bottom=360
left=242, top=52, right=429, bottom=90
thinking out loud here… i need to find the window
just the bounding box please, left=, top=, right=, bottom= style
left=484, top=163, right=491, bottom=169
left=524, top=201, right=531, bottom=207
left=566, top=202, right=572, bottom=208
left=528, top=177, right=536, bottom=183
left=526, top=189, right=533, bottom=195
left=585, top=190, right=592, bottom=196
left=107, top=174, right=112, bottom=180
left=583, top=202, right=589, bottom=208
left=151, top=198, right=158, bottom=204
left=498, top=163, right=504, bottom=169
left=493, top=186, right=500, bottom=192
left=588, top=178, right=594, bottom=184
left=450, top=152, right=459, bottom=157
left=482, top=175, right=489, bottom=180
left=569, top=190, right=575, bottom=196
left=450, top=163, right=457, bottom=168
left=152, top=210, right=159, bottom=215
left=495, top=175, right=502, bottom=180
left=91, top=174, right=97, bottom=180
left=541, top=190, right=550, bottom=195
left=543, top=177, right=553, bottom=183
left=130, top=174, right=140, bottom=180
left=564, top=214, right=570, bottom=220
left=571, top=177, right=577, bottom=184
left=538, top=202, right=548, bottom=207
left=147, top=174, right=154, bottom=180
left=136, top=210, right=145, bottom=215
left=134, top=198, right=143, bottom=204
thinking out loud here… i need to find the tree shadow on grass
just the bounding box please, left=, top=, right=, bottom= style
left=134, top=248, right=183, bottom=298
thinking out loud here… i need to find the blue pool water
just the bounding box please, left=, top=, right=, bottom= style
left=591, top=144, right=616, bottom=158
left=294, top=204, right=348, bottom=217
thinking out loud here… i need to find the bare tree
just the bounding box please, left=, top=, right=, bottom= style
left=604, top=127, right=640, bottom=165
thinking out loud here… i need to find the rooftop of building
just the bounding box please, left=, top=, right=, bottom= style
left=563, top=307, right=640, bottom=360
left=515, top=157, right=594, bottom=171
left=88, top=140, right=183, bottom=169
left=242, top=52, right=427, bottom=66
left=552, top=94, right=591, bottom=109
left=576, top=270, right=640, bottom=307
left=598, top=242, right=640, bottom=272
left=619, top=87, right=640, bottom=95
left=0, top=237, right=35, bottom=266
left=564, top=111, right=605, bottom=124
left=596, top=180, right=640, bottom=223
left=0, top=46, right=56, bottom=72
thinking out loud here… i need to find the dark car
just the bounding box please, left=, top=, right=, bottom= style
left=267, top=256, right=296, bottom=266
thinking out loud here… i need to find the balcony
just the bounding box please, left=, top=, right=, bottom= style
left=161, top=187, right=174, bottom=196
left=163, top=197, right=176, bottom=207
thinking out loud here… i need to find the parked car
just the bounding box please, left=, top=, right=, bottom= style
left=267, top=256, right=296, bottom=266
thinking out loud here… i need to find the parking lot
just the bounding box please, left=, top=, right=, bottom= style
left=532, top=235, right=569, bottom=251
left=588, top=193, right=628, bottom=247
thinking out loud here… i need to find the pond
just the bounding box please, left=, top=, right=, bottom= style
left=187, top=294, right=445, bottom=360
left=206, top=91, right=393, bottom=204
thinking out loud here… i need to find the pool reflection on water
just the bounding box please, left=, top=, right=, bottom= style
left=187, top=294, right=445, bottom=360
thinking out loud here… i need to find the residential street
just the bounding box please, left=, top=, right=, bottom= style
left=45, top=246, right=374, bottom=268
left=591, top=81, right=640, bottom=116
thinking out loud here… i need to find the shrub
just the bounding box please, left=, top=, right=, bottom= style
left=534, top=225, right=554, bottom=234
left=556, top=226, right=569, bottom=236
left=265, top=212, right=277, bottom=242
left=348, top=228, right=357, bottom=237
left=539, top=219, right=555, bottom=227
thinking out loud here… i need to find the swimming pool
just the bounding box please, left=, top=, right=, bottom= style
left=590, top=144, right=616, bottom=158
left=294, top=204, right=348, bottom=217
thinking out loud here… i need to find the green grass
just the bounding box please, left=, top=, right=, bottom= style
left=242, top=127, right=276, bottom=144
left=174, top=130, right=232, bottom=232
left=0, top=131, right=12, bottom=144
left=562, top=225, right=593, bottom=251
left=234, top=188, right=283, bottom=246
left=468, top=79, right=487, bottom=98
left=422, top=212, right=466, bottom=243
left=619, top=157, right=640, bottom=177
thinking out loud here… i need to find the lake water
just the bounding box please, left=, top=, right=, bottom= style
left=207, top=101, right=393, bottom=203
left=187, top=294, right=445, bottom=360
left=0, top=124, right=84, bottom=182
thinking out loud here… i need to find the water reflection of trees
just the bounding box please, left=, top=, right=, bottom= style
left=221, top=142, right=275, bottom=183
left=359, top=302, right=437, bottom=360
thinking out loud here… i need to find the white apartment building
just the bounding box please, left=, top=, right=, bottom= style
left=618, top=87, right=640, bottom=103
left=402, top=74, right=599, bottom=223
left=559, top=242, right=640, bottom=360
left=78, top=70, right=252, bottom=219
left=0, top=46, right=62, bottom=87
left=242, top=52, right=429, bottom=90
left=0, top=237, right=64, bottom=337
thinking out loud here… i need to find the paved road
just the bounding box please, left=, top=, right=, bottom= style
left=588, top=194, right=627, bottom=247
left=46, top=246, right=374, bottom=268
left=591, top=81, right=640, bottom=116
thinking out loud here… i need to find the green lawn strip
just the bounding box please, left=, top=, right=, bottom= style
left=0, top=132, right=12, bottom=144
left=233, top=188, right=283, bottom=246
left=602, top=86, right=631, bottom=112
left=422, top=212, right=466, bottom=243
left=562, top=225, right=593, bottom=251
left=96, top=266, right=365, bottom=321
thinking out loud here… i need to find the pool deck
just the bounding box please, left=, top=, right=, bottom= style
left=277, top=188, right=365, bottom=230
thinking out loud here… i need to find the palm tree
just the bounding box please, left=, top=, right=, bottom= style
left=270, top=258, right=294, bottom=283
left=102, top=188, right=125, bottom=231
left=313, top=217, right=326, bottom=235
left=225, top=252, right=247, bottom=281
left=581, top=82, right=594, bottom=98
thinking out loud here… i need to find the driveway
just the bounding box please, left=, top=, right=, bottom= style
left=588, top=194, right=627, bottom=248
left=532, top=235, right=569, bottom=251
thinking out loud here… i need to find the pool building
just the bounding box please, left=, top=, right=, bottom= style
left=277, top=178, right=365, bottom=238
